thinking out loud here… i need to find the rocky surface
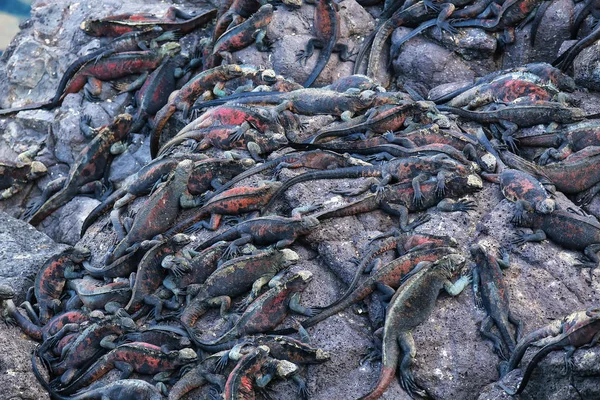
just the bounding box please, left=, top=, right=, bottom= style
left=1, top=1, right=600, bottom=400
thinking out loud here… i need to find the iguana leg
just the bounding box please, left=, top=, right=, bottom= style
left=380, top=203, right=431, bottom=232
left=332, top=42, right=357, bottom=62
left=512, top=229, right=546, bottom=245
left=113, top=72, right=149, bottom=93
left=562, top=345, right=577, bottom=375
left=114, top=361, right=134, bottom=379
left=223, top=234, right=253, bottom=258
left=576, top=182, right=600, bottom=206
left=583, top=244, right=600, bottom=265
left=206, top=296, right=232, bottom=318
left=398, top=331, right=427, bottom=398
left=84, top=77, right=103, bottom=102
left=20, top=301, right=40, bottom=326
left=99, top=334, right=119, bottom=350
left=509, top=311, right=523, bottom=342
left=296, top=38, right=323, bottom=65
left=331, top=177, right=379, bottom=197
left=436, top=198, right=477, bottom=212
left=411, top=174, right=429, bottom=206
left=238, top=275, right=271, bottom=310
left=480, top=316, right=507, bottom=360
left=375, top=282, right=396, bottom=302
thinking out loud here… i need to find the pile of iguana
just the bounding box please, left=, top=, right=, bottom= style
left=3, top=0, right=600, bottom=398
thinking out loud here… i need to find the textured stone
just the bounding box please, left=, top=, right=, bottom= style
left=0, top=211, right=68, bottom=301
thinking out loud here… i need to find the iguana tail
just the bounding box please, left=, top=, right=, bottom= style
left=81, top=187, right=127, bottom=237
left=261, top=165, right=378, bottom=213
left=498, top=342, right=562, bottom=395
left=500, top=151, right=551, bottom=182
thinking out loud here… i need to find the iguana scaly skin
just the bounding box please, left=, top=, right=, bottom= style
left=0, top=28, right=172, bottom=115
left=262, top=154, right=469, bottom=212
left=192, top=271, right=314, bottom=347
left=67, top=276, right=131, bottom=311
left=27, top=114, right=133, bottom=226
left=50, top=315, right=136, bottom=377
left=53, top=342, right=197, bottom=395
left=193, top=214, right=320, bottom=258
left=296, top=0, right=353, bottom=87
left=165, top=181, right=284, bottom=235
left=501, top=148, right=600, bottom=205
left=503, top=307, right=600, bottom=377
left=306, top=102, right=427, bottom=143
left=325, top=233, right=459, bottom=310
left=315, top=172, right=482, bottom=231
left=499, top=309, right=600, bottom=395
left=81, top=7, right=217, bottom=37
left=34, top=247, right=90, bottom=323
left=192, top=88, right=379, bottom=117
left=470, top=244, right=521, bottom=361
left=124, top=234, right=191, bottom=313
left=367, top=2, right=438, bottom=78
left=517, top=121, right=600, bottom=164
left=274, top=247, right=461, bottom=335
left=149, top=64, right=244, bottom=157
left=32, top=378, right=164, bottom=400
left=358, top=254, right=470, bottom=399
left=180, top=248, right=299, bottom=327
left=212, top=4, right=273, bottom=64
left=512, top=209, right=600, bottom=268
left=206, top=150, right=369, bottom=200
left=107, top=160, right=194, bottom=263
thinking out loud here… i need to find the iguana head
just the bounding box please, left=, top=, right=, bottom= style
left=466, top=174, right=483, bottom=191
left=177, top=348, right=198, bottom=362
left=0, top=285, right=15, bottom=301
left=240, top=158, right=257, bottom=170
left=27, top=161, right=47, bottom=180
left=435, top=253, right=466, bottom=277
left=112, top=113, right=134, bottom=140
left=71, top=246, right=91, bottom=263
left=174, top=159, right=194, bottom=179
left=159, top=42, right=181, bottom=57
left=280, top=249, right=300, bottom=265
left=359, top=90, right=376, bottom=106
left=224, top=64, right=244, bottom=78
left=119, top=317, right=136, bottom=332
left=276, top=359, right=299, bottom=378
left=300, top=216, right=320, bottom=231
left=261, top=69, right=277, bottom=84
left=535, top=198, right=555, bottom=214
left=171, top=234, right=191, bottom=245
left=284, top=270, right=313, bottom=289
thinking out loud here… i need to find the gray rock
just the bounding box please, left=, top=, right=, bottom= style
left=392, top=27, right=477, bottom=90
left=0, top=324, right=50, bottom=400
left=573, top=41, right=600, bottom=91
left=0, top=211, right=69, bottom=301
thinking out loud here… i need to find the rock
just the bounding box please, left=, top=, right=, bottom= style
left=0, top=211, right=69, bottom=301
left=529, top=0, right=574, bottom=62
left=38, top=197, right=100, bottom=245
left=0, top=324, right=50, bottom=400
left=479, top=347, right=600, bottom=400
left=573, top=42, right=600, bottom=91
left=392, top=27, right=477, bottom=90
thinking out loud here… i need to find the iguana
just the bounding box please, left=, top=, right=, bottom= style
left=358, top=254, right=470, bottom=399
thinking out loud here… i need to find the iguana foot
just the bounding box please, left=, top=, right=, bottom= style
left=452, top=199, right=477, bottom=212
left=360, top=346, right=381, bottom=365
left=295, top=50, right=311, bottom=66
